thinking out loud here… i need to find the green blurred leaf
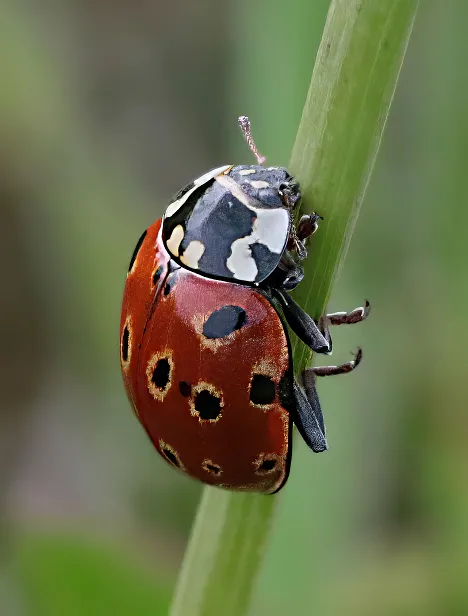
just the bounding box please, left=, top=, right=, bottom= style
left=16, top=532, right=172, bottom=616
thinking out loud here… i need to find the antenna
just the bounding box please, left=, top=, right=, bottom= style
left=237, top=116, right=266, bottom=165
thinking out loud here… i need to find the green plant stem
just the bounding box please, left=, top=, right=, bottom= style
left=170, top=489, right=276, bottom=616
left=170, top=2, right=418, bottom=615
left=291, top=0, right=419, bottom=373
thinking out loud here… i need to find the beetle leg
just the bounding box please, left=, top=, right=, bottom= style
left=274, top=251, right=304, bottom=290
left=282, top=265, right=305, bottom=291
left=319, top=301, right=370, bottom=354
left=296, top=214, right=321, bottom=241
left=292, top=381, right=327, bottom=453
left=272, top=291, right=369, bottom=355
left=287, top=214, right=322, bottom=258
left=295, top=349, right=362, bottom=450
left=272, top=289, right=330, bottom=353
left=324, top=301, right=371, bottom=326
left=304, top=348, right=363, bottom=382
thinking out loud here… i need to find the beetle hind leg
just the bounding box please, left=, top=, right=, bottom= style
left=291, top=381, right=327, bottom=453
left=292, top=348, right=363, bottom=452
left=305, top=347, right=362, bottom=381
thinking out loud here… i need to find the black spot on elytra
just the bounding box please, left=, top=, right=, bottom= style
left=162, top=448, right=180, bottom=467
left=152, top=359, right=170, bottom=390
left=195, top=390, right=222, bottom=420
left=128, top=230, right=147, bottom=272
left=250, top=375, right=276, bottom=405
left=121, top=326, right=130, bottom=362
left=259, top=458, right=276, bottom=471
left=205, top=463, right=221, bottom=475
left=203, top=305, right=247, bottom=339
left=152, top=266, right=164, bottom=286
left=179, top=381, right=191, bottom=397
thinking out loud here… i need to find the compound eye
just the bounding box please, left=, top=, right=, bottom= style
left=278, top=182, right=288, bottom=196
left=279, top=181, right=300, bottom=208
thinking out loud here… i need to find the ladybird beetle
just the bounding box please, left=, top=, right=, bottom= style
left=120, top=116, right=369, bottom=494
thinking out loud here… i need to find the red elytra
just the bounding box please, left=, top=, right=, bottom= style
left=120, top=219, right=293, bottom=493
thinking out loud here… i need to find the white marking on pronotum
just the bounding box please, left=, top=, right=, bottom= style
left=215, top=174, right=253, bottom=208
left=227, top=208, right=289, bottom=281
left=253, top=208, right=289, bottom=253
left=239, top=169, right=257, bottom=176
left=217, top=173, right=290, bottom=281
left=181, top=240, right=205, bottom=269
left=165, top=165, right=232, bottom=218
left=166, top=224, right=184, bottom=256
left=249, top=180, right=270, bottom=189
left=227, top=235, right=258, bottom=281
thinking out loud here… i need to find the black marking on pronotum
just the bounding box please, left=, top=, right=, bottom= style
left=203, top=305, right=247, bottom=339
left=179, top=181, right=256, bottom=279
left=179, top=381, right=191, bottom=397
left=163, top=183, right=212, bottom=236
left=128, top=230, right=147, bottom=272
left=195, top=390, right=222, bottom=421
left=250, top=374, right=276, bottom=405
left=250, top=243, right=281, bottom=279
left=152, top=266, right=164, bottom=286
left=121, top=326, right=130, bottom=362
left=152, top=359, right=171, bottom=390
left=228, top=165, right=297, bottom=208
left=168, top=181, right=195, bottom=205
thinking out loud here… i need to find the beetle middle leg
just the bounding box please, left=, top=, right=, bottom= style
left=293, top=349, right=362, bottom=451
left=277, top=294, right=369, bottom=452
left=304, top=347, right=362, bottom=381
left=318, top=301, right=370, bottom=354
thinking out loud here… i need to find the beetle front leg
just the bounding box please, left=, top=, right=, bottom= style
left=272, top=290, right=370, bottom=356
left=272, top=289, right=330, bottom=353
left=287, top=214, right=321, bottom=259
left=323, top=301, right=371, bottom=327
left=297, top=213, right=321, bottom=241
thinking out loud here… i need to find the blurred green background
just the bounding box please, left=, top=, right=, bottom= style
left=1, top=1, right=467, bottom=614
